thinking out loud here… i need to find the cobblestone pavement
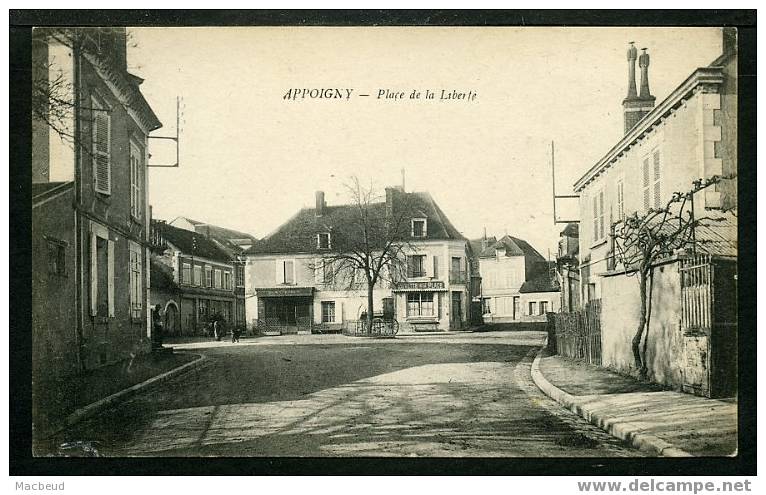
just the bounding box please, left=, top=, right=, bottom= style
left=57, top=331, right=643, bottom=457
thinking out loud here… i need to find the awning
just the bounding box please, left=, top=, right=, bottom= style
left=255, top=287, right=314, bottom=297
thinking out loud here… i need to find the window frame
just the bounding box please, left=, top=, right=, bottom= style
left=182, top=262, right=192, bottom=285
left=652, top=149, right=662, bottom=209
left=616, top=177, right=625, bottom=222
left=129, top=241, right=143, bottom=320
left=591, top=186, right=606, bottom=244
left=205, top=265, right=213, bottom=288
left=408, top=254, right=427, bottom=278
left=411, top=218, right=427, bottom=238
left=129, top=139, right=144, bottom=220
left=406, top=292, right=435, bottom=317
left=193, top=264, right=202, bottom=287
left=528, top=301, right=538, bottom=316
left=90, top=93, right=112, bottom=195
left=321, top=301, right=336, bottom=323
left=317, top=232, right=331, bottom=250
left=46, top=237, right=67, bottom=277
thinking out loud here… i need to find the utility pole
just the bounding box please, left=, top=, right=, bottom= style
left=550, top=141, right=580, bottom=225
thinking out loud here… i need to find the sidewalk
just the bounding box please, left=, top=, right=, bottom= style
left=34, top=351, right=202, bottom=451
left=532, top=349, right=737, bottom=457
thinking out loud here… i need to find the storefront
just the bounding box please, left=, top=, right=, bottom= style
left=393, top=281, right=452, bottom=332
left=254, top=286, right=315, bottom=334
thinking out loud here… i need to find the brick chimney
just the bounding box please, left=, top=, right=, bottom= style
left=622, top=43, right=656, bottom=133
left=315, top=191, right=325, bottom=216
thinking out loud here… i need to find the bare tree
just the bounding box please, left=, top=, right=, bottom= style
left=611, top=175, right=733, bottom=378
left=32, top=27, right=139, bottom=148
left=311, top=177, right=418, bottom=334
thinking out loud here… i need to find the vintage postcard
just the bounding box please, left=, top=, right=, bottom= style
left=25, top=20, right=745, bottom=465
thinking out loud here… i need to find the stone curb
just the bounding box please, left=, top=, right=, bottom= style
left=530, top=342, right=692, bottom=457
left=54, top=352, right=207, bottom=436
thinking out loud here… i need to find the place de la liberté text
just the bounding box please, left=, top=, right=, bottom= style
left=282, top=88, right=478, bottom=102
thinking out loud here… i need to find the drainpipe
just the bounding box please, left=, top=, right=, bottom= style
left=73, top=41, right=85, bottom=370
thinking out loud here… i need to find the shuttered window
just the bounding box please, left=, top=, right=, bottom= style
left=616, top=179, right=625, bottom=221
left=592, top=188, right=605, bottom=243
left=642, top=157, right=651, bottom=211
left=653, top=150, right=662, bottom=209
left=129, top=141, right=143, bottom=219
left=129, top=242, right=143, bottom=319
left=91, top=94, right=111, bottom=195
left=89, top=223, right=114, bottom=317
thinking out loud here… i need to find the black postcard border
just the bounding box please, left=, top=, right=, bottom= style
left=9, top=9, right=757, bottom=477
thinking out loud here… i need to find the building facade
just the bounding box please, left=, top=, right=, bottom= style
left=150, top=221, right=240, bottom=335
left=244, top=188, right=473, bottom=334
left=572, top=30, right=737, bottom=392
left=556, top=223, right=581, bottom=312
left=32, top=28, right=162, bottom=386
left=168, top=216, right=256, bottom=331
left=472, top=234, right=560, bottom=323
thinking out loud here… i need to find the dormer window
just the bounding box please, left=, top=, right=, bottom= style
left=317, top=232, right=331, bottom=250
left=411, top=218, right=427, bottom=238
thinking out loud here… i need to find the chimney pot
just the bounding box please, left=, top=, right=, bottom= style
left=315, top=191, right=325, bottom=216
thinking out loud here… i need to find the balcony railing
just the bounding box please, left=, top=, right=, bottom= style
left=407, top=270, right=427, bottom=278
left=449, top=270, right=467, bottom=284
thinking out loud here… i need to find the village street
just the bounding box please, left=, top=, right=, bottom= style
left=55, top=331, right=642, bottom=457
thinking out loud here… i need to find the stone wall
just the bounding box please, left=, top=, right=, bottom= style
left=600, top=260, right=684, bottom=388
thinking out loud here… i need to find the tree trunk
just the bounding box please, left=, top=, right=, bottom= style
left=366, top=281, right=375, bottom=335
left=632, top=269, right=648, bottom=378
left=641, top=269, right=654, bottom=378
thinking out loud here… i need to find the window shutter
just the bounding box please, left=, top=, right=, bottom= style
left=598, top=190, right=605, bottom=240
left=90, top=232, right=98, bottom=316
left=314, top=258, right=322, bottom=284
left=617, top=181, right=624, bottom=220
left=642, top=157, right=651, bottom=211
left=107, top=239, right=115, bottom=317
left=653, top=151, right=662, bottom=209
left=425, top=255, right=433, bottom=277
left=433, top=256, right=439, bottom=279
left=91, top=96, right=111, bottom=195
left=592, top=195, right=598, bottom=242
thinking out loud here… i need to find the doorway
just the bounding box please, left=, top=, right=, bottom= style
left=450, top=291, right=463, bottom=330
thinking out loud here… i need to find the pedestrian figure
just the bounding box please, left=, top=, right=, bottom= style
left=152, top=304, right=164, bottom=349
left=231, top=326, right=241, bottom=343
left=213, top=319, right=221, bottom=341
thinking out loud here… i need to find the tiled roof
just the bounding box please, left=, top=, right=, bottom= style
left=161, top=223, right=232, bottom=263
left=560, top=222, right=579, bottom=238
left=520, top=261, right=560, bottom=293
left=693, top=215, right=737, bottom=257
left=246, top=191, right=465, bottom=255
left=196, top=224, right=257, bottom=243
left=476, top=234, right=545, bottom=261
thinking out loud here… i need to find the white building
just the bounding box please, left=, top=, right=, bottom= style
left=471, top=235, right=560, bottom=323
left=244, top=187, right=474, bottom=334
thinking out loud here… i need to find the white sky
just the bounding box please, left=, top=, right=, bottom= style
left=128, top=27, right=722, bottom=256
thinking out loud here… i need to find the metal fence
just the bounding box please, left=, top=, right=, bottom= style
left=342, top=318, right=399, bottom=338
left=680, top=254, right=713, bottom=332
left=550, top=299, right=602, bottom=365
